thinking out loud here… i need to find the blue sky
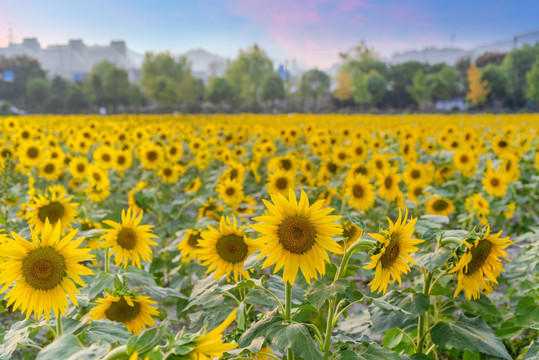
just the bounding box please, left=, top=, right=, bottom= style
left=1, top=0, right=538, bottom=68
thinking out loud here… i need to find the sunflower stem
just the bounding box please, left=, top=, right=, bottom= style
left=417, top=270, right=433, bottom=353
left=105, top=247, right=110, bottom=273
left=322, top=299, right=336, bottom=360
left=285, top=281, right=293, bottom=321
left=56, top=315, right=63, bottom=337
left=287, top=348, right=295, bottom=360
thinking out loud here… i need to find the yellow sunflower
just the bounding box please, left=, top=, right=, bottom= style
left=449, top=227, right=513, bottom=300
left=18, top=141, right=43, bottom=167
left=197, top=197, right=223, bottom=221
left=38, top=159, right=63, bottom=181
left=185, top=178, right=202, bottom=194
left=88, top=292, right=159, bottom=334
left=340, top=220, right=363, bottom=251
left=426, top=196, right=455, bottom=216
left=376, top=168, right=402, bottom=202
left=482, top=162, right=508, bottom=197
left=178, top=229, right=202, bottom=263
left=0, top=220, right=94, bottom=320
left=186, top=308, right=238, bottom=360
left=101, top=207, right=158, bottom=269
left=266, top=169, right=296, bottom=196
left=344, top=174, right=375, bottom=211
left=252, top=189, right=343, bottom=285
left=363, top=209, right=423, bottom=294
left=216, top=178, right=244, bottom=207
left=197, top=215, right=261, bottom=282
left=69, top=156, right=89, bottom=180
left=139, top=142, right=164, bottom=170
left=26, top=193, right=79, bottom=234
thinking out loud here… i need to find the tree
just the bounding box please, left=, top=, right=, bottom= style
left=0, top=56, right=46, bottom=104
left=475, top=52, right=507, bottom=68
left=406, top=71, right=435, bottom=109
left=103, top=67, right=130, bottom=108
left=300, top=69, right=330, bottom=109
left=526, top=59, right=539, bottom=103
left=502, top=44, right=539, bottom=106
left=260, top=73, right=285, bottom=106
left=66, top=83, right=87, bottom=112
left=466, top=64, right=489, bottom=106
left=366, top=71, right=387, bottom=104
left=334, top=70, right=353, bottom=101
left=352, top=71, right=371, bottom=105
left=83, top=73, right=106, bottom=106
left=225, top=44, right=273, bottom=105
left=482, top=65, right=510, bottom=102
left=429, top=66, right=459, bottom=100
left=129, top=84, right=146, bottom=107
left=205, top=77, right=236, bottom=104
left=387, top=61, right=426, bottom=108
left=25, top=77, right=51, bottom=109
left=141, top=52, right=195, bottom=106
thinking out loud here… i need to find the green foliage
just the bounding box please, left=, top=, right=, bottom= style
left=300, top=69, right=331, bottom=107
left=205, top=76, right=236, bottom=104
left=352, top=71, right=371, bottom=105
left=225, top=44, right=273, bottom=104
left=482, top=65, right=511, bottom=101
left=431, top=314, right=512, bottom=359
left=260, top=73, right=285, bottom=104
left=502, top=44, right=539, bottom=106
left=25, top=77, right=51, bottom=107
left=366, top=71, right=387, bottom=104
left=525, top=58, right=539, bottom=103
left=406, top=71, right=435, bottom=107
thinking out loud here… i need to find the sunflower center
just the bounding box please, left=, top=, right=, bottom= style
left=38, top=201, right=65, bottom=225
left=490, top=178, right=500, bottom=187
left=432, top=199, right=448, bottom=211
left=27, top=147, right=39, bottom=159
left=281, top=159, right=292, bottom=170
left=498, top=140, right=507, bottom=148
left=77, top=163, right=85, bottom=172
left=411, top=170, right=420, bottom=179
left=464, top=240, right=493, bottom=275
left=355, top=146, right=363, bottom=155
left=22, top=247, right=66, bottom=290
left=352, top=184, right=364, bottom=198
left=225, top=187, right=235, bottom=196
left=105, top=297, right=141, bottom=323
left=413, top=187, right=423, bottom=197
left=187, top=232, right=202, bottom=248
left=216, top=234, right=248, bottom=264
left=278, top=216, right=317, bottom=255
left=44, top=163, right=55, bottom=174
left=164, top=168, right=173, bottom=176
left=117, top=228, right=137, bottom=249
left=355, top=166, right=367, bottom=175
left=460, top=155, right=469, bottom=163
left=338, top=152, right=346, bottom=160
left=327, top=162, right=337, bottom=173
left=230, top=168, right=239, bottom=180
left=276, top=177, right=288, bottom=190
left=381, top=237, right=400, bottom=268
left=384, top=176, right=393, bottom=189
left=117, top=155, right=126, bottom=165
left=375, top=160, right=383, bottom=169
left=146, top=151, right=158, bottom=161
left=343, top=225, right=358, bottom=241
left=102, top=154, right=111, bottom=162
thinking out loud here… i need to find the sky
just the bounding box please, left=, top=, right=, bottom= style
left=1, top=0, right=538, bottom=68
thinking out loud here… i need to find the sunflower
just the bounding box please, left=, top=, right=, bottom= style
left=158, top=163, right=183, bottom=184
left=69, top=156, right=89, bottom=180
left=38, top=159, right=63, bottom=181
left=101, top=207, right=158, bottom=269
left=449, top=227, right=513, bottom=300
left=503, top=202, right=516, bottom=220
left=26, top=193, right=79, bottom=234
left=128, top=181, right=149, bottom=213
left=434, top=164, right=455, bottom=184
left=482, top=162, right=507, bottom=197
left=426, top=196, right=455, bottom=216
left=88, top=292, right=158, bottom=334
left=139, top=142, right=164, bottom=170
left=252, top=189, right=343, bottom=285
left=453, top=149, right=477, bottom=177
left=197, top=215, right=261, bottom=282
left=340, top=220, right=363, bottom=250
left=112, top=150, right=133, bottom=173
left=197, top=197, right=223, bottom=221
left=376, top=168, right=402, bottom=202
left=178, top=229, right=202, bottom=263
left=216, top=178, right=244, bottom=207
left=185, top=178, right=202, bottom=194
left=403, top=162, right=432, bottom=186
left=0, top=220, right=94, bottom=320
left=236, top=196, right=256, bottom=215
left=363, top=209, right=423, bottom=294
left=344, top=174, right=375, bottom=211
left=186, top=308, right=238, bottom=360
left=18, top=141, right=43, bottom=167
left=266, top=169, right=296, bottom=196
left=79, top=218, right=102, bottom=250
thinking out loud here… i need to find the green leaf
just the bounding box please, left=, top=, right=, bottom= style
left=462, top=350, right=481, bottom=360
left=0, top=319, right=42, bottom=360
left=369, top=291, right=429, bottom=332
left=414, top=249, right=452, bottom=272
left=523, top=341, right=539, bottom=360
left=36, top=335, right=83, bottom=359
left=124, top=266, right=187, bottom=300
left=515, top=296, right=539, bottom=326
left=242, top=250, right=264, bottom=271
left=84, top=321, right=132, bottom=345
left=431, top=314, right=511, bottom=360
left=305, top=279, right=349, bottom=310
left=86, top=272, right=115, bottom=299
left=267, top=323, right=323, bottom=360
left=341, top=343, right=405, bottom=360
left=348, top=216, right=366, bottom=230
left=238, top=308, right=282, bottom=348
left=126, top=322, right=169, bottom=355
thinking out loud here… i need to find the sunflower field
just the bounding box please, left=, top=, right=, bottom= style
left=0, top=114, right=537, bottom=360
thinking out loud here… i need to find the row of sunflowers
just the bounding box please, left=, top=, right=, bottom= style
left=0, top=114, right=537, bottom=359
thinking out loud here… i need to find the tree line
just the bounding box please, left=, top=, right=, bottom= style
left=1, top=41, right=539, bottom=114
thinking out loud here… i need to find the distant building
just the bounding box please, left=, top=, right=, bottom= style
left=434, top=97, right=468, bottom=111
left=0, top=38, right=143, bottom=81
